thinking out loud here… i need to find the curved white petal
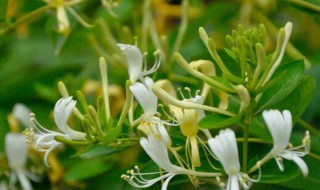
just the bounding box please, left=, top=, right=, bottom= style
left=161, top=174, right=176, bottom=190
left=130, top=78, right=158, bottom=120
left=5, top=133, right=28, bottom=169
left=43, top=142, right=62, bottom=167
left=54, top=97, right=86, bottom=140
left=15, top=169, right=32, bottom=190
left=54, top=97, right=76, bottom=133
left=118, top=43, right=143, bottom=83
left=281, top=152, right=308, bottom=177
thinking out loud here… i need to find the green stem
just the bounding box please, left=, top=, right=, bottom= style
left=248, top=153, right=273, bottom=174
left=308, top=152, right=320, bottom=160
left=286, top=0, right=320, bottom=12
left=0, top=5, right=51, bottom=36
left=116, top=80, right=133, bottom=128
left=243, top=124, right=249, bottom=172
left=170, top=0, right=188, bottom=61
left=297, top=118, right=318, bottom=135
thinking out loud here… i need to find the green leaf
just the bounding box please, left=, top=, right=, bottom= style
left=97, top=126, right=121, bottom=144
left=64, top=158, right=112, bottom=181
left=78, top=145, right=121, bottom=159
left=255, top=59, right=304, bottom=114
left=211, top=76, right=235, bottom=89
left=274, top=76, right=316, bottom=120
left=199, top=114, right=241, bottom=129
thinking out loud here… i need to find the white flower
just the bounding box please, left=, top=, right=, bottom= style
left=209, top=129, right=258, bottom=190
left=12, top=103, right=32, bottom=128
left=118, top=44, right=160, bottom=83
left=5, top=133, right=32, bottom=190
left=27, top=97, right=86, bottom=166
left=130, top=77, right=158, bottom=121
left=263, top=109, right=309, bottom=177
left=122, top=125, right=220, bottom=190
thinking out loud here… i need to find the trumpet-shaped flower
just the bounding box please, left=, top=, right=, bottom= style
left=263, top=109, right=309, bottom=177
left=5, top=133, right=32, bottom=190
left=12, top=103, right=32, bottom=129
left=209, top=129, right=258, bottom=190
left=26, top=97, right=86, bottom=166
left=118, top=44, right=160, bottom=83
left=122, top=125, right=220, bottom=190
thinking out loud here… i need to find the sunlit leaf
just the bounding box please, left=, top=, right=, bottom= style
left=255, top=59, right=304, bottom=114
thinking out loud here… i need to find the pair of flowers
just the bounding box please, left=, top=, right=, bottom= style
left=124, top=109, right=309, bottom=190
left=210, top=110, right=309, bottom=190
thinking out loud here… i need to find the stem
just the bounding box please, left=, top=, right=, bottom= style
left=170, top=0, right=188, bottom=61
left=0, top=5, right=51, bottom=36
left=236, top=138, right=270, bottom=144
left=248, top=153, right=273, bottom=174
left=297, top=118, right=318, bottom=135
left=308, top=152, right=320, bottom=161
left=286, top=0, right=320, bottom=12
left=243, top=124, right=249, bottom=172
left=116, top=80, right=133, bottom=128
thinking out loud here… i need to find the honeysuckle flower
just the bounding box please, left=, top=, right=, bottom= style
left=122, top=125, right=221, bottom=190
left=5, top=133, right=32, bottom=190
left=118, top=44, right=160, bottom=83
left=26, top=97, right=86, bottom=166
left=12, top=103, right=32, bottom=129
left=169, top=93, right=213, bottom=168
left=43, top=0, right=92, bottom=36
left=209, top=129, right=259, bottom=190
left=263, top=109, right=310, bottom=177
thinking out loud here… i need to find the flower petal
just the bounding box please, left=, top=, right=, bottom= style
left=263, top=109, right=292, bottom=152
left=130, top=78, right=157, bottom=120
left=12, top=103, right=32, bottom=128
left=54, top=97, right=76, bottom=133
left=208, top=129, right=240, bottom=175
left=281, top=152, right=308, bottom=177
left=161, top=174, right=176, bottom=190
left=5, top=133, right=28, bottom=168
left=118, top=43, right=143, bottom=83
left=15, top=169, right=32, bottom=190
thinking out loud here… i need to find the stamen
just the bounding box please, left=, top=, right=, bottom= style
left=184, top=87, right=192, bottom=98
left=177, top=87, right=185, bottom=99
